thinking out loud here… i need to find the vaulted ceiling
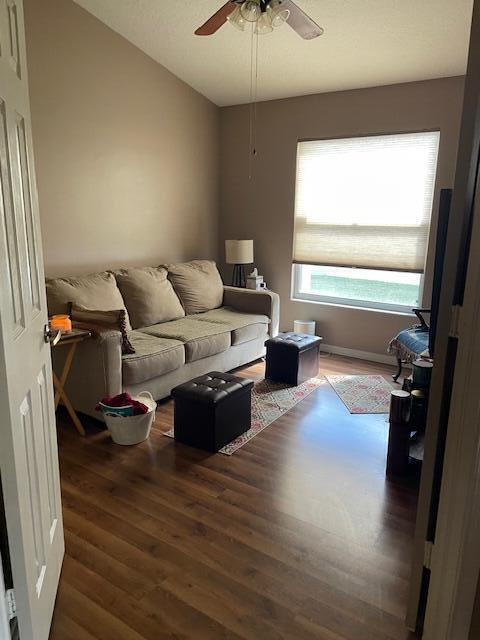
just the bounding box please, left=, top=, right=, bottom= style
left=73, top=0, right=473, bottom=106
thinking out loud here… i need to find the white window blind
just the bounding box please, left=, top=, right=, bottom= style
left=293, top=131, right=440, bottom=273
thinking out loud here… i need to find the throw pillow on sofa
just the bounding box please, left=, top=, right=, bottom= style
left=46, top=271, right=132, bottom=330
left=70, top=303, right=135, bottom=354
left=114, top=267, right=185, bottom=329
left=165, top=260, right=224, bottom=315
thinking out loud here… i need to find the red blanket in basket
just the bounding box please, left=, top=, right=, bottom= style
left=95, top=392, right=148, bottom=415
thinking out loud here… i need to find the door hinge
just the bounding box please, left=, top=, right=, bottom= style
left=5, top=589, right=16, bottom=621
left=424, top=541, right=434, bottom=570
left=449, top=304, right=463, bottom=338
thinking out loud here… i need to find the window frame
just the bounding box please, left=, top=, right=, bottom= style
left=291, top=263, right=425, bottom=314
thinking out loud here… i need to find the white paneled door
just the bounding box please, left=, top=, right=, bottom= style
left=0, top=1, right=64, bottom=639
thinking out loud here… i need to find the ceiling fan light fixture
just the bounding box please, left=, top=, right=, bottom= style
left=267, top=0, right=290, bottom=28
left=227, top=5, right=247, bottom=31
left=240, top=0, right=262, bottom=23
left=255, top=11, right=273, bottom=34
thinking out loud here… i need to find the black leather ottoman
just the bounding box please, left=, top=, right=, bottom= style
left=265, top=332, right=322, bottom=385
left=171, top=372, right=254, bottom=453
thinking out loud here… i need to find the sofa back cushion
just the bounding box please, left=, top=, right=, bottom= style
left=46, top=271, right=132, bottom=330
left=166, top=260, right=223, bottom=315
left=114, top=267, right=185, bottom=329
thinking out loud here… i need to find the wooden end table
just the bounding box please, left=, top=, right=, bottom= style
left=52, top=328, right=91, bottom=436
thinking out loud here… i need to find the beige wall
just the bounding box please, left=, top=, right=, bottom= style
left=219, top=77, right=465, bottom=357
left=24, top=0, right=219, bottom=277
left=23, top=0, right=464, bottom=357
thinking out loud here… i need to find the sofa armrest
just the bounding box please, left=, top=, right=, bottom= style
left=52, top=328, right=123, bottom=418
left=223, top=286, right=280, bottom=337
left=72, top=321, right=123, bottom=392
left=91, top=330, right=124, bottom=395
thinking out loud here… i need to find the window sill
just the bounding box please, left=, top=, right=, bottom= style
left=290, top=296, right=416, bottom=317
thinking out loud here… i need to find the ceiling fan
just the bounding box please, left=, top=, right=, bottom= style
left=195, top=0, right=324, bottom=40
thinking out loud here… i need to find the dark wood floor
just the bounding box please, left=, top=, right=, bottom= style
left=50, top=354, right=418, bottom=640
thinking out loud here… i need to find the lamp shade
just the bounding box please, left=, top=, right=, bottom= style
left=226, top=6, right=247, bottom=31
left=225, top=239, right=254, bottom=265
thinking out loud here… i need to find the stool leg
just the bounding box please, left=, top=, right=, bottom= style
left=392, top=357, right=402, bottom=383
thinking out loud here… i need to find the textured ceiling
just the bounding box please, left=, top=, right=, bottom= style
left=73, top=0, right=473, bottom=107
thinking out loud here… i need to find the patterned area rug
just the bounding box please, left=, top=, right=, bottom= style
left=164, top=377, right=323, bottom=455
left=326, top=374, right=392, bottom=414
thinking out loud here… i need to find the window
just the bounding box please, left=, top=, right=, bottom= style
left=292, top=131, right=440, bottom=312
left=293, top=265, right=423, bottom=312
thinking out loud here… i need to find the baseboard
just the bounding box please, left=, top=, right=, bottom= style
left=321, top=343, right=398, bottom=366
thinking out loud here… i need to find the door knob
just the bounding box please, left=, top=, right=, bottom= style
left=44, top=324, right=61, bottom=346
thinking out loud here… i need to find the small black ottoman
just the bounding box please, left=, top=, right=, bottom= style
left=171, top=372, right=254, bottom=453
left=265, top=332, right=322, bottom=386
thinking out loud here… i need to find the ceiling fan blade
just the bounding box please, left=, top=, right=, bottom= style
left=282, top=0, right=324, bottom=39
left=195, top=1, right=237, bottom=36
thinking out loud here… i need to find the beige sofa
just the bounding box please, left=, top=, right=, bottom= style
left=47, top=261, right=279, bottom=420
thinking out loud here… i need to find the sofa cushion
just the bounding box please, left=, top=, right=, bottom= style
left=140, top=318, right=231, bottom=363
left=166, top=260, right=223, bottom=315
left=195, top=307, right=270, bottom=345
left=122, top=331, right=185, bottom=386
left=46, top=271, right=132, bottom=330
left=114, top=267, right=185, bottom=329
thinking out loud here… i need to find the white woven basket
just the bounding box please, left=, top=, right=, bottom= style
left=104, top=391, right=156, bottom=445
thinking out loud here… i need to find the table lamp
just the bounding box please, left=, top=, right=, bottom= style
left=225, top=239, right=254, bottom=288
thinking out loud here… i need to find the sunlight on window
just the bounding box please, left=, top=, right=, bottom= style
left=293, top=132, right=440, bottom=275
left=292, top=131, right=439, bottom=310
left=296, top=135, right=439, bottom=228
